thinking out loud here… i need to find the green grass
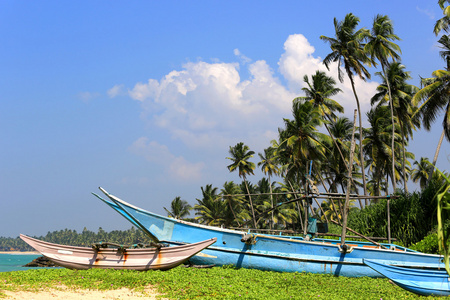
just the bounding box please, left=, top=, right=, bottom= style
left=0, top=266, right=440, bottom=299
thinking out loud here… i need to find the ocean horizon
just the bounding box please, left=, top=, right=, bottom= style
left=0, top=253, right=41, bottom=272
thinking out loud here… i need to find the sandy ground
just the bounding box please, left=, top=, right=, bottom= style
left=3, top=286, right=167, bottom=299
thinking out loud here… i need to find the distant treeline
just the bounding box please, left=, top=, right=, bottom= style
left=0, top=227, right=154, bottom=251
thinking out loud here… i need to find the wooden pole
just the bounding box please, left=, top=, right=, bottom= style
left=387, top=198, right=391, bottom=244
left=341, top=110, right=357, bottom=248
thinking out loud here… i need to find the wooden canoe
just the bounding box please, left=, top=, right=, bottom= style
left=20, top=234, right=216, bottom=271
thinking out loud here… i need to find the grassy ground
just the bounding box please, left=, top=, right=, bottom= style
left=0, top=266, right=440, bottom=299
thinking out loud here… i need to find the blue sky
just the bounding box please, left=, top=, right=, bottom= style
left=1, top=1, right=449, bottom=237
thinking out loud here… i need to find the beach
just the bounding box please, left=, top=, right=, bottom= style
left=3, top=287, right=165, bottom=299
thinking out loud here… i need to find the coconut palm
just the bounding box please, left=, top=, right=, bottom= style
left=323, top=117, right=362, bottom=195
left=194, top=185, right=225, bottom=226
left=434, top=0, right=450, bottom=35
left=363, top=106, right=392, bottom=195
left=412, top=157, right=433, bottom=190
left=371, top=62, right=419, bottom=192
left=413, top=67, right=450, bottom=185
left=278, top=100, right=330, bottom=187
left=258, top=147, right=279, bottom=229
left=226, top=142, right=257, bottom=228
left=163, top=196, right=192, bottom=219
left=294, top=70, right=352, bottom=174
left=365, top=14, right=401, bottom=191
left=220, top=181, right=244, bottom=227
left=320, top=13, right=371, bottom=198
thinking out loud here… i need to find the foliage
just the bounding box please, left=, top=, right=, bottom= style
left=409, top=232, right=440, bottom=254
left=435, top=167, right=450, bottom=274
left=0, top=266, right=440, bottom=299
left=0, top=227, right=153, bottom=252
left=347, top=184, right=441, bottom=246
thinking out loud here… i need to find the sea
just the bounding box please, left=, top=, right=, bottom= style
left=0, top=253, right=42, bottom=272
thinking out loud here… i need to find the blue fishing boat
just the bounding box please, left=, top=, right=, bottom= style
left=364, top=259, right=450, bottom=296
left=93, top=187, right=445, bottom=277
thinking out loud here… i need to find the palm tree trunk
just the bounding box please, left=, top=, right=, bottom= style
left=400, top=124, right=408, bottom=193
left=382, top=63, right=397, bottom=192
left=269, top=175, right=274, bottom=230
left=341, top=109, right=357, bottom=246
left=228, top=201, right=241, bottom=227
left=244, top=178, right=257, bottom=229
left=347, top=74, right=368, bottom=202
left=427, top=129, right=446, bottom=187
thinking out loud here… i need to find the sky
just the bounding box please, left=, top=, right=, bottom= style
left=1, top=1, right=449, bottom=238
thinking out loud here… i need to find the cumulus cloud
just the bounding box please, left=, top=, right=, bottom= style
left=119, top=33, right=379, bottom=181
left=128, top=137, right=205, bottom=182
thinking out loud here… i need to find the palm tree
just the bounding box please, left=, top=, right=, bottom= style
left=295, top=70, right=351, bottom=175
left=163, top=196, right=192, bottom=219
left=324, top=117, right=362, bottom=195
left=412, top=53, right=450, bottom=185
left=194, top=185, right=225, bottom=226
left=278, top=100, right=329, bottom=187
left=412, top=157, right=433, bottom=189
left=363, top=105, right=399, bottom=195
left=320, top=13, right=371, bottom=198
left=226, top=142, right=257, bottom=228
left=258, top=147, right=279, bottom=229
left=434, top=0, right=450, bottom=35
left=371, top=62, right=419, bottom=192
left=220, top=181, right=244, bottom=227
left=365, top=14, right=401, bottom=191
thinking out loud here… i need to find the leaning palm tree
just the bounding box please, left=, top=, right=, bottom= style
left=320, top=13, right=371, bottom=198
left=226, top=142, right=257, bottom=228
left=163, top=196, right=192, bottom=219
left=365, top=14, right=401, bottom=191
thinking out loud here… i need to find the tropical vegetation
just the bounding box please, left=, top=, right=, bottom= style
left=152, top=7, right=450, bottom=249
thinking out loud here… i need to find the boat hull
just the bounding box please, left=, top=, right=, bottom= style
left=20, top=234, right=216, bottom=271
left=364, top=259, right=450, bottom=296
left=95, top=188, right=445, bottom=277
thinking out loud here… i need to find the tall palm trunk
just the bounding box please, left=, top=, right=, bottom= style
left=427, top=129, right=446, bottom=187
left=244, top=178, right=257, bottom=228
left=268, top=175, right=274, bottom=230
left=347, top=72, right=368, bottom=202
left=400, top=124, right=408, bottom=193
left=382, top=63, right=397, bottom=191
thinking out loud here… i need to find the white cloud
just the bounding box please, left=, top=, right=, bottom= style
left=119, top=33, right=380, bottom=180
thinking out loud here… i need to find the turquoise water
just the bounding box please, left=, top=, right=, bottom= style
left=0, top=253, right=41, bottom=272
